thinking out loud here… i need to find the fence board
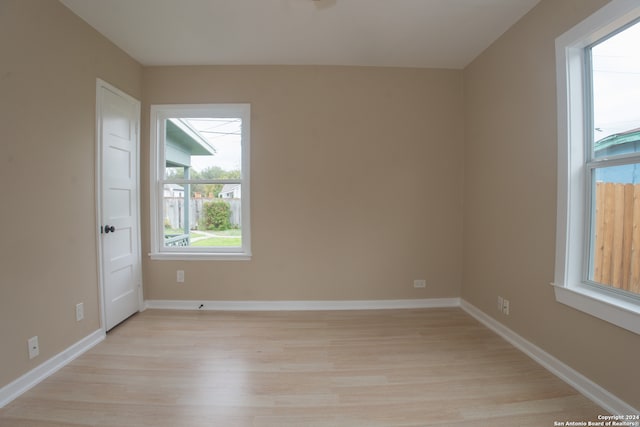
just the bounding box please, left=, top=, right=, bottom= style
left=621, top=184, right=634, bottom=291
left=593, top=182, right=605, bottom=283
left=631, top=185, right=640, bottom=294
left=600, top=183, right=615, bottom=284
left=611, top=184, right=625, bottom=288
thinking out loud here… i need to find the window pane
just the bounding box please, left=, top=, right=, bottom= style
left=164, top=117, right=242, bottom=179
left=588, top=165, right=640, bottom=295
left=162, top=184, right=242, bottom=249
left=591, top=21, right=640, bottom=158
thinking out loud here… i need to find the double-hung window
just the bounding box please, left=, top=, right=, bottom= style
left=149, top=104, right=251, bottom=260
left=555, top=0, right=640, bottom=334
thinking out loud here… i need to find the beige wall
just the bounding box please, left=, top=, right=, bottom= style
left=142, top=66, right=464, bottom=302
left=463, top=0, right=640, bottom=409
left=0, top=0, right=141, bottom=387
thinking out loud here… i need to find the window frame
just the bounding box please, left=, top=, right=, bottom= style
left=554, top=0, right=640, bottom=335
left=149, top=103, right=251, bottom=261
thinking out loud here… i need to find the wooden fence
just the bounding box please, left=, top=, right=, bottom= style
left=592, top=182, right=640, bottom=294
left=164, top=197, right=242, bottom=230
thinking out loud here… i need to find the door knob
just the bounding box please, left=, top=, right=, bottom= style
left=104, top=225, right=115, bottom=234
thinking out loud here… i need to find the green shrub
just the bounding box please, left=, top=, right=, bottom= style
left=203, top=200, right=231, bottom=230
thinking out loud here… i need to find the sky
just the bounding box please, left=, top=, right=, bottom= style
left=591, top=19, right=640, bottom=141
left=183, top=118, right=242, bottom=173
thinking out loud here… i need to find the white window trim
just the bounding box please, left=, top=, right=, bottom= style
left=554, top=0, right=640, bottom=335
left=149, top=104, right=251, bottom=261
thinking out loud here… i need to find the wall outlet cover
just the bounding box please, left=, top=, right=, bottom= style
left=413, top=280, right=426, bottom=288
left=76, top=302, right=84, bottom=321
left=503, top=299, right=510, bottom=315
left=28, top=336, right=39, bottom=360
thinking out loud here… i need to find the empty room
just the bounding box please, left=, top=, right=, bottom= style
left=1, top=0, right=639, bottom=425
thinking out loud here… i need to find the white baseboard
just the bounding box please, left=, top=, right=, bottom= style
left=144, top=298, right=461, bottom=311
left=0, top=329, right=105, bottom=408
left=460, top=300, right=638, bottom=416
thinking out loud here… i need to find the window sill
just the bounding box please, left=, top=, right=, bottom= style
left=149, top=252, right=251, bottom=261
left=551, top=283, right=640, bottom=335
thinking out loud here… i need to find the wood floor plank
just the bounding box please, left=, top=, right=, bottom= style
left=0, top=308, right=605, bottom=426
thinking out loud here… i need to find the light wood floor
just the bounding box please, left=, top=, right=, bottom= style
left=0, top=308, right=604, bottom=426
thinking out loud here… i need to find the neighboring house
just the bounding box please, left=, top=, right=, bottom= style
left=594, top=128, right=640, bottom=184
left=163, top=184, right=184, bottom=198
left=218, top=183, right=241, bottom=199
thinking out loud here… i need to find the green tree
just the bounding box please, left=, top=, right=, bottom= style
left=196, top=166, right=224, bottom=197
left=196, top=167, right=241, bottom=198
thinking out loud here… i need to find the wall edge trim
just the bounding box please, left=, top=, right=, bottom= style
left=460, top=299, right=638, bottom=415
left=0, top=329, right=105, bottom=408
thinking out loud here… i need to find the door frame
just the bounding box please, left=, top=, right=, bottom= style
left=95, top=78, right=143, bottom=332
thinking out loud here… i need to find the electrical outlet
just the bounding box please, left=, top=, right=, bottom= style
left=28, top=336, right=39, bottom=359
left=177, top=270, right=184, bottom=283
left=413, top=279, right=426, bottom=288
left=76, top=302, right=84, bottom=321
left=503, top=299, right=510, bottom=315
left=497, top=296, right=503, bottom=312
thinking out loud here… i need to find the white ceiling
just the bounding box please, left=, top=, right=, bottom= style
left=59, top=0, right=540, bottom=69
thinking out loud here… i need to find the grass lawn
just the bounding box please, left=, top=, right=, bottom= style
left=165, top=228, right=241, bottom=247
left=200, top=229, right=241, bottom=237
left=192, top=237, right=241, bottom=247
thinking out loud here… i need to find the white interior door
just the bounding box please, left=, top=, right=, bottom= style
left=97, top=80, right=141, bottom=331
